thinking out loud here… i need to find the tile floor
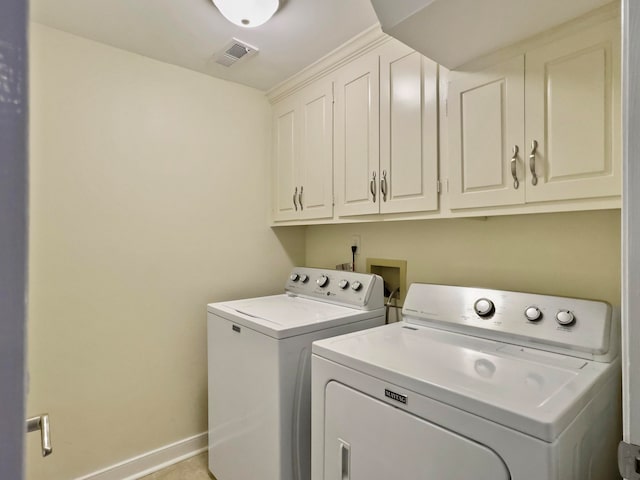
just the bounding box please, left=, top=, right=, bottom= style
left=141, top=452, right=214, bottom=479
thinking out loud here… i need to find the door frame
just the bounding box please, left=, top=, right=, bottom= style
left=0, top=0, right=28, bottom=477
left=622, top=0, right=640, bottom=450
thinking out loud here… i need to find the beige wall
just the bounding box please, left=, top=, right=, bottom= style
left=27, top=24, right=304, bottom=479
left=306, top=210, right=621, bottom=306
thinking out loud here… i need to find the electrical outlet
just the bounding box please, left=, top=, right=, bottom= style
left=351, top=235, right=361, bottom=252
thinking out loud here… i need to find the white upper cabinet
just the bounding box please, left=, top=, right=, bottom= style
left=270, top=7, right=620, bottom=224
left=448, top=55, right=525, bottom=209
left=334, top=41, right=439, bottom=217
left=379, top=41, right=439, bottom=214
left=334, top=52, right=381, bottom=216
left=272, top=80, right=333, bottom=222
left=524, top=19, right=620, bottom=203
left=272, top=95, right=298, bottom=221
left=298, top=81, right=334, bottom=219
left=448, top=16, right=620, bottom=211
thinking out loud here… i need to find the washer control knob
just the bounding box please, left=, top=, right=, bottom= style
left=474, top=298, right=495, bottom=317
left=316, top=275, right=329, bottom=288
left=338, top=279, right=349, bottom=290
left=351, top=281, right=362, bottom=292
left=524, top=306, right=542, bottom=322
left=556, top=310, right=575, bottom=326
left=290, top=274, right=299, bottom=282
left=299, top=274, right=309, bottom=283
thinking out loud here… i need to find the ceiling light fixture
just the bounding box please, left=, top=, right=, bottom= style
left=212, top=0, right=279, bottom=28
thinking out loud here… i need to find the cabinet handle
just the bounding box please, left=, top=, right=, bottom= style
left=298, top=186, right=304, bottom=211
left=370, top=171, right=377, bottom=203
left=293, top=187, right=298, bottom=211
left=340, top=440, right=350, bottom=480
left=510, top=145, right=519, bottom=190
left=380, top=170, right=388, bottom=202
left=529, top=140, right=539, bottom=186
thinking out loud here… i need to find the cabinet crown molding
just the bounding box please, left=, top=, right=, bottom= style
left=266, top=25, right=390, bottom=104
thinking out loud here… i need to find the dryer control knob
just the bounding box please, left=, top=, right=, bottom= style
left=338, top=279, right=349, bottom=290
left=290, top=274, right=299, bottom=282
left=556, top=310, right=575, bottom=326
left=299, top=274, right=309, bottom=283
left=316, top=275, right=329, bottom=288
left=474, top=298, right=495, bottom=317
left=351, top=281, right=362, bottom=291
left=524, top=306, right=542, bottom=322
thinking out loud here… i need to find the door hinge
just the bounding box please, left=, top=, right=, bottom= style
left=437, top=180, right=441, bottom=193
left=445, top=99, right=448, bottom=117
left=619, top=441, right=640, bottom=479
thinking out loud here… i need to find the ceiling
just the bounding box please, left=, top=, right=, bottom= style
left=30, top=0, right=380, bottom=91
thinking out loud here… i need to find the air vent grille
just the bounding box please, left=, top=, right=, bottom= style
left=214, top=38, right=258, bottom=67
left=226, top=43, right=249, bottom=59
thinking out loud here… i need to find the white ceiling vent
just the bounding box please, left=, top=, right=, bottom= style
left=214, top=38, right=258, bottom=67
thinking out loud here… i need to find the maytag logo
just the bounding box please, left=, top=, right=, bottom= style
left=384, top=389, right=407, bottom=405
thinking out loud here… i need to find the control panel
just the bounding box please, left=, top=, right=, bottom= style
left=285, top=267, right=384, bottom=310
left=402, top=284, right=617, bottom=361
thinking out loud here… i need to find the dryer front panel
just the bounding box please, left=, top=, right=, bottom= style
left=323, top=381, right=510, bottom=480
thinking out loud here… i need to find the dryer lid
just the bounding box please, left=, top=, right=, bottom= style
left=208, top=294, right=382, bottom=339
left=312, top=322, right=617, bottom=442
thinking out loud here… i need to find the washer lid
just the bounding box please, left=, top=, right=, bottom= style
left=208, top=294, right=383, bottom=339
left=312, top=322, right=617, bottom=442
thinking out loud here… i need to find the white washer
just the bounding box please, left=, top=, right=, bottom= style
left=207, top=267, right=385, bottom=480
left=312, top=283, right=621, bottom=480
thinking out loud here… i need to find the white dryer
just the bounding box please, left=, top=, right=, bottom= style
left=207, top=267, right=385, bottom=480
left=311, top=283, right=621, bottom=480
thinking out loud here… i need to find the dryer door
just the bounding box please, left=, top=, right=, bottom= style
left=323, top=381, right=510, bottom=479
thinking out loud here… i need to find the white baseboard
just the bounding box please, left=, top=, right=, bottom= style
left=74, top=432, right=208, bottom=480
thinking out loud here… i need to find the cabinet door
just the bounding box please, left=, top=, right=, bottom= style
left=334, top=52, right=380, bottom=216
left=298, top=81, right=334, bottom=220
left=448, top=55, right=525, bottom=209
left=272, top=96, right=299, bottom=221
left=380, top=43, right=439, bottom=214
left=525, top=19, right=621, bottom=203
